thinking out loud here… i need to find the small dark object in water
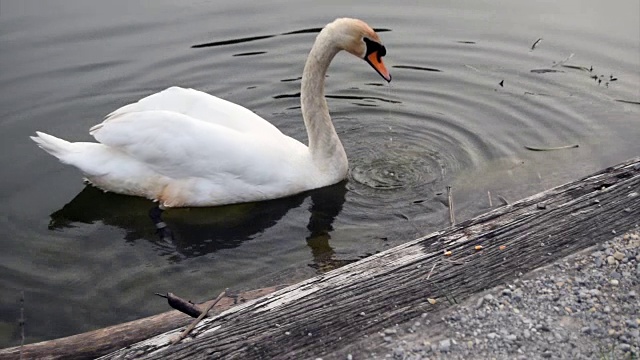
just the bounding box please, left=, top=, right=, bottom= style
left=561, top=64, right=590, bottom=72
left=499, top=80, right=504, bottom=87
left=531, top=69, right=563, bottom=74
left=598, top=79, right=602, bottom=85
left=589, top=65, right=593, bottom=72
left=392, top=65, right=442, bottom=72
left=524, top=144, right=579, bottom=151
left=610, top=77, right=618, bottom=82
left=530, top=37, right=543, bottom=50
left=591, top=75, right=598, bottom=80
left=615, top=99, right=640, bottom=105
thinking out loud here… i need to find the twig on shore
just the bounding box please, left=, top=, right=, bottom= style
left=447, top=186, right=456, bottom=226
left=172, top=289, right=227, bottom=345
left=426, top=262, right=438, bottom=281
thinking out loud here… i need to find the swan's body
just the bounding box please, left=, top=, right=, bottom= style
left=31, top=18, right=390, bottom=207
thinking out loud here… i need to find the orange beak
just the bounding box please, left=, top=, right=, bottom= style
left=365, top=51, right=391, bottom=82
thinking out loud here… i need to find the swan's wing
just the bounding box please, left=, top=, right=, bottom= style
left=91, top=87, right=283, bottom=136
left=91, top=110, right=306, bottom=182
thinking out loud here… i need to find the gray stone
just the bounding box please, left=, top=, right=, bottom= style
left=607, top=256, right=617, bottom=265
left=594, top=257, right=602, bottom=267
left=613, top=251, right=625, bottom=261
left=589, top=289, right=602, bottom=296
left=505, top=334, right=517, bottom=341
left=439, top=338, right=451, bottom=353
left=610, top=271, right=621, bottom=280
left=487, top=332, right=499, bottom=340
left=392, top=347, right=405, bottom=359
left=618, top=343, right=631, bottom=352
left=523, top=329, right=531, bottom=339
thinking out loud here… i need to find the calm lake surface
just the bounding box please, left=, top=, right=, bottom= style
left=1, top=0, right=638, bottom=346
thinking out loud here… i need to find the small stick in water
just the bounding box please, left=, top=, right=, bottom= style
left=530, top=37, right=543, bottom=51
left=552, top=53, right=575, bottom=68
left=497, top=195, right=509, bottom=206
left=524, top=144, right=579, bottom=151
left=172, top=289, right=227, bottom=344
left=447, top=186, right=456, bottom=226
left=488, top=191, right=493, bottom=207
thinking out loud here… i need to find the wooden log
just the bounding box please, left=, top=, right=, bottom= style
left=94, top=157, right=638, bottom=360
left=0, top=286, right=284, bottom=360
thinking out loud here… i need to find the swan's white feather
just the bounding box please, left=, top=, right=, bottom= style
left=91, top=86, right=283, bottom=137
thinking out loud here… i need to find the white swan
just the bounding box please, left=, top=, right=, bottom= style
left=31, top=18, right=391, bottom=207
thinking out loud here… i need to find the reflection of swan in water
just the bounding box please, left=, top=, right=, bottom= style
left=49, top=182, right=350, bottom=268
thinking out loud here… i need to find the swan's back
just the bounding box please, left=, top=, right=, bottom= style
left=94, top=87, right=283, bottom=136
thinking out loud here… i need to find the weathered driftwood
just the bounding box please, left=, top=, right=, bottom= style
left=0, top=286, right=284, bottom=360
left=90, top=157, right=638, bottom=360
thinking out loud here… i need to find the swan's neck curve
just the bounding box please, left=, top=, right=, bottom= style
left=301, top=29, right=348, bottom=179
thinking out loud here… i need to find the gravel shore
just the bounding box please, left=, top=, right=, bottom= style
left=329, top=228, right=640, bottom=360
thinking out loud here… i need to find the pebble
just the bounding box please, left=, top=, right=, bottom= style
left=439, top=338, right=452, bottom=352
left=384, top=328, right=397, bottom=335
left=610, top=279, right=619, bottom=286
left=613, top=251, right=625, bottom=261
left=606, top=256, right=617, bottom=265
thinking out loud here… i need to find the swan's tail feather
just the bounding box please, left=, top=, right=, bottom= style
left=30, top=131, right=77, bottom=162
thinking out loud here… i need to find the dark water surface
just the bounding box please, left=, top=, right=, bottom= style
left=1, top=0, right=638, bottom=346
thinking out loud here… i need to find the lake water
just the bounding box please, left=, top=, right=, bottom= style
left=1, top=0, right=638, bottom=347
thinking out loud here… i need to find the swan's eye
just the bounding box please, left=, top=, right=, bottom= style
left=379, top=45, right=386, bottom=58
left=363, top=37, right=385, bottom=59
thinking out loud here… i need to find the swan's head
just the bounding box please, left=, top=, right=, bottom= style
left=325, top=18, right=391, bottom=82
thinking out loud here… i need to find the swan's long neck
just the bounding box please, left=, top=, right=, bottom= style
left=301, top=29, right=348, bottom=177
